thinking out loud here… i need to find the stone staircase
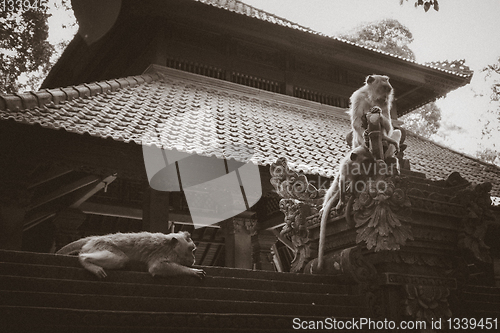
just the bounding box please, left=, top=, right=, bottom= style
left=459, top=285, right=500, bottom=319
left=0, top=249, right=371, bottom=332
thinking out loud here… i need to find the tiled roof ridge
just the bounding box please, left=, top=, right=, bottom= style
left=405, top=129, right=500, bottom=173
left=424, top=59, right=473, bottom=77
left=195, top=0, right=472, bottom=79
left=146, top=64, right=351, bottom=120
left=0, top=73, right=160, bottom=112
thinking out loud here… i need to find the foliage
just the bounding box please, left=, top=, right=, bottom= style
left=476, top=147, right=498, bottom=165
left=0, top=6, right=54, bottom=93
left=400, top=102, right=442, bottom=138
left=400, top=0, right=439, bottom=12
left=338, top=18, right=415, bottom=60
left=483, top=57, right=500, bottom=102
left=475, top=57, right=500, bottom=165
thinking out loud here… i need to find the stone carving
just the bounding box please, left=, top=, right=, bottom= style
left=306, top=246, right=377, bottom=285
left=232, top=217, right=258, bottom=236
left=452, top=182, right=494, bottom=262
left=403, top=284, right=452, bottom=323
left=278, top=198, right=315, bottom=273
left=270, top=157, right=324, bottom=272
left=353, top=176, right=413, bottom=251
left=269, top=157, right=324, bottom=202
left=350, top=109, right=413, bottom=251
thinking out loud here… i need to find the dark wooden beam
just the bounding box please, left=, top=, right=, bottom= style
left=70, top=174, right=117, bottom=208
left=24, top=212, right=57, bottom=232
left=28, top=175, right=100, bottom=210
left=28, top=165, right=74, bottom=189
left=79, top=202, right=143, bottom=220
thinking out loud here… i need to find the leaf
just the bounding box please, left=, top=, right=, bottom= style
left=424, top=2, right=431, bottom=12
left=434, top=0, right=439, bottom=11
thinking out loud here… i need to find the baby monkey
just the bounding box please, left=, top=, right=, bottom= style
left=56, top=231, right=205, bottom=279
left=348, top=75, right=401, bottom=158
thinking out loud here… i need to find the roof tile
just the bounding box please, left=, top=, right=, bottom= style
left=61, top=87, right=80, bottom=101
left=72, top=85, right=91, bottom=98
left=16, top=92, right=39, bottom=110
left=33, top=90, right=54, bottom=107
left=45, top=88, right=67, bottom=104
left=83, top=83, right=103, bottom=96
left=1, top=94, right=23, bottom=111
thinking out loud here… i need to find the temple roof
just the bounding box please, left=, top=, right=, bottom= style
left=1, top=65, right=498, bottom=196
left=194, top=0, right=472, bottom=79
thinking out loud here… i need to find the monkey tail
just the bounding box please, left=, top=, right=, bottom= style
left=317, top=184, right=339, bottom=271
left=55, top=238, right=88, bottom=255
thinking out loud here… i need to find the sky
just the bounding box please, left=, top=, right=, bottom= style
left=45, top=0, right=500, bottom=162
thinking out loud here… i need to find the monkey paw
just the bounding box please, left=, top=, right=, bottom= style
left=192, top=268, right=206, bottom=279
left=90, top=266, right=108, bottom=279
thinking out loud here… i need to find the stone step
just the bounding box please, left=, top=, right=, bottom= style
left=462, top=291, right=500, bottom=303
left=0, top=249, right=372, bottom=332
left=464, top=285, right=500, bottom=295
left=0, top=290, right=366, bottom=317
left=0, top=261, right=346, bottom=295
left=1, top=306, right=372, bottom=333
left=0, top=275, right=361, bottom=306
left=0, top=249, right=339, bottom=284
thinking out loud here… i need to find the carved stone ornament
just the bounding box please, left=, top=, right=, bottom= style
left=353, top=176, right=413, bottom=251
left=270, top=157, right=324, bottom=203
left=279, top=198, right=315, bottom=273
left=452, top=182, right=494, bottom=262
left=306, top=246, right=377, bottom=285
left=231, top=217, right=258, bottom=236
left=403, top=284, right=452, bottom=323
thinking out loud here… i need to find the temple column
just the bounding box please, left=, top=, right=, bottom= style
left=222, top=217, right=257, bottom=269
left=252, top=230, right=277, bottom=271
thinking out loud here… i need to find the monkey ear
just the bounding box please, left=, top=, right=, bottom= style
left=366, top=75, right=375, bottom=84
left=350, top=152, right=358, bottom=161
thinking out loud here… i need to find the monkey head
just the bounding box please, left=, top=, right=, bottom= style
left=169, top=231, right=197, bottom=267
left=365, top=75, right=393, bottom=101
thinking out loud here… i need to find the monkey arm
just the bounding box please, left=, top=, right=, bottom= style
left=350, top=95, right=371, bottom=148
left=148, top=260, right=206, bottom=279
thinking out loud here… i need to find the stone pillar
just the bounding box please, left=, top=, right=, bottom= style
left=222, top=217, right=257, bottom=269
left=252, top=230, right=277, bottom=271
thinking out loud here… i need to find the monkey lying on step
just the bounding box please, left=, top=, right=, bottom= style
left=56, top=231, right=206, bottom=279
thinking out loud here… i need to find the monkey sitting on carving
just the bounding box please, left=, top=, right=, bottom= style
left=56, top=231, right=206, bottom=279
left=319, top=145, right=375, bottom=217
left=348, top=74, right=401, bottom=161
left=317, top=145, right=375, bottom=270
